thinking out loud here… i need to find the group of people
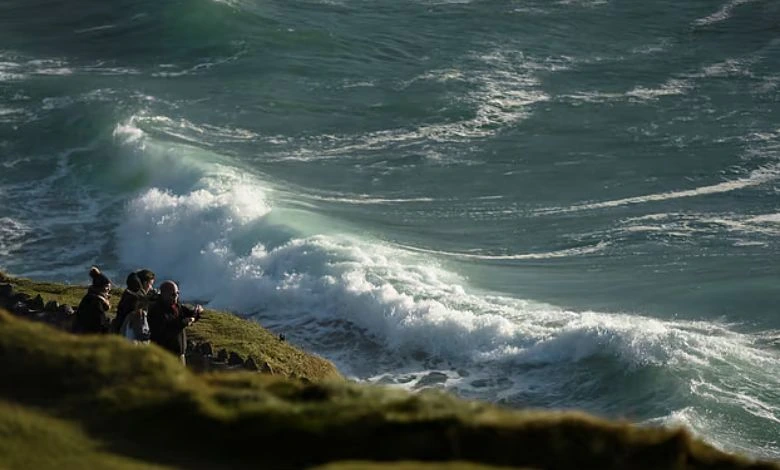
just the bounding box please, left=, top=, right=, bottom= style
left=72, top=266, right=203, bottom=365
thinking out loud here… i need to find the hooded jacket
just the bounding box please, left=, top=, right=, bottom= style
left=73, top=287, right=110, bottom=334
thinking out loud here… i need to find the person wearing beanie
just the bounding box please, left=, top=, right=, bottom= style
left=112, top=269, right=156, bottom=334
left=72, top=266, right=112, bottom=334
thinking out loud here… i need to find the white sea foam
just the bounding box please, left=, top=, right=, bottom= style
left=112, top=134, right=780, bottom=382
left=113, top=120, right=146, bottom=145
left=0, top=51, right=139, bottom=82
left=535, top=165, right=780, bottom=215
left=268, top=49, right=550, bottom=163
left=698, top=58, right=755, bottom=78
left=151, top=44, right=247, bottom=78
left=301, top=193, right=436, bottom=205
left=74, top=24, right=117, bottom=34
left=617, top=211, right=780, bottom=241
left=116, top=185, right=780, bottom=428
left=395, top=241, right=608, bottom=260
left=0, top=217, right=30, bottom=256
left=694, top=0, right=756, bottom=26
left=107, top=121, right=778, bottom=376
left=626, top=78, right=693, bottom=101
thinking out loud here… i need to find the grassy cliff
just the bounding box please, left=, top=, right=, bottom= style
left=0, top=274, right=777, bottom=469
left=0, top=271, right=341, bottom=382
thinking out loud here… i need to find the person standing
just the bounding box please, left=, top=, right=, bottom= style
left=72, top=267, right=112, bottom=334
left=113, top=269, right=156, bottom=334
left=147, top=280, right=202, bottom=365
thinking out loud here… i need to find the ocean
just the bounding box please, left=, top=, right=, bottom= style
left=1, top=0, right=779, bottom=459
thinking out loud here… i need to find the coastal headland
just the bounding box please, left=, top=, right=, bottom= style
left=0, top=272, right=776, bottom=470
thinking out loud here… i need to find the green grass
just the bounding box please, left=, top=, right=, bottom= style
left=189, top=308, right=341, bottom=380
left=0, top=309, right=777, bottom=470
left=0, top=271, right=91, bottom=307
left=0, top=271, right=342, bottom=383
left=0, top=400, right=172, bottom=470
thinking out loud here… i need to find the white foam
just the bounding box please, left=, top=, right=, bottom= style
left=618, top=211, right=780, bottom=240
left=0, top=217, right=30, bottom=256
left=626, top=78, right=693, bottom=101
left=151, top=45, right=247, bottom=78
left=269, top=49, right=550, bottom=162
left=557, top=0, right=607, bottom=6
left=694, top=0, right=755, bottom=26
left=747, top=213, right=780, bottom=224
left=535, top=165, right=780, bottom=215
left=110, top=116, right=223, bottom=191
left=109, top=125, right=779, bottom=383
left=698, top=58, right=755, bottom=78
left=115, top=168, right=779, bottom=381
left=301, top=193, right=436, bottom=205
left=395, top=241, right=608, bottom=260
left=74, top=24, right=117, bottom=34
left=113, top=120, right=146, bottom=145
left=0, top=60, right=26, bottom=81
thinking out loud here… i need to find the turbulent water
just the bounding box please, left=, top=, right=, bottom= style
left=2, top=0, right=780, bottom=459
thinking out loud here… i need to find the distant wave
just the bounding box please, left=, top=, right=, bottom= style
left=693, top=0, right=756, bottom=26
left=302, top=194, right=436, bottom=205
left=394, top=241, right=608, bottom=260
left=0, top=51, right=141, bottom=82
left=534, top=165, right=780, bottom=215
left=616, top=211, right=780, bottom=243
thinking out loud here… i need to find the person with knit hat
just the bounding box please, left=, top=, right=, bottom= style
left=72, top=266, right=112, bottom=334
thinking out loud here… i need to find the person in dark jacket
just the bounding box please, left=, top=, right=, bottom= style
left=73, top=266, right=112, bottom=334
left=147, top=280, right=202, bottom=365
left=113, top=269, right=156, bottom=334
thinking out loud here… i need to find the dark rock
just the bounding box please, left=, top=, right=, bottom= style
left=228, top=351, right=244, bottom=366
left=185, top=352, right=210, bottom=373
left=456, top=368, right=470, bottom=378
left=244, top=357, right=258, bottom=371
left=11, top=292, right=31, bottom=304
left=58, top=304, right=74, bottom=316
left=55, top=314, right=75, bottom=331
left=470, top=379, right=490, bottom=388
left=44, top=300, right=59, bottom=312
left=12, top=301, right=30, bottom=315
left=278, top=333, right=286, bottom=342
left=415, top=371, right=448, bottom=389
left=260, top=361, right=274, bottom=374
left=197, top=342, right=213, bottom=356
left=29, top=294, right=45, bottom=311
left=216, top=349, right=228, bottom=362
left=0, top=283, right=13, bottom=298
